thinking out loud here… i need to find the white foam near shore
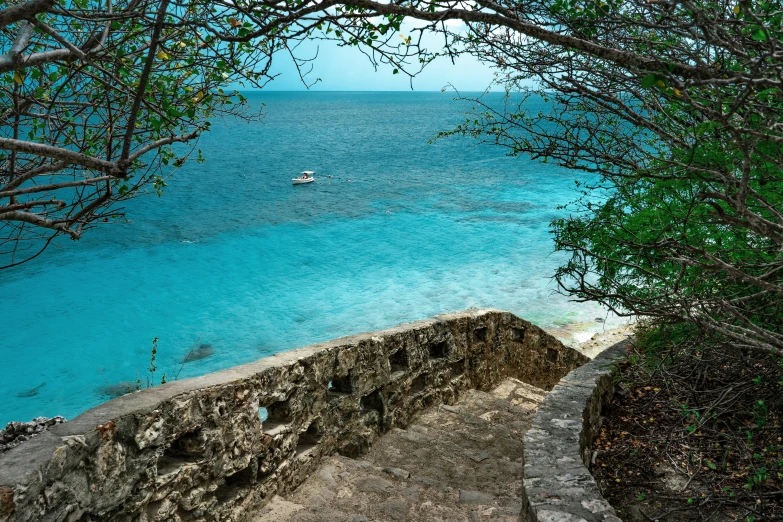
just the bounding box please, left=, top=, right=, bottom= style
left=573, top=330, right=596, bottom=343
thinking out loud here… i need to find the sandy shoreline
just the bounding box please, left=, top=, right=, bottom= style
left=546, top=321, right=635, bottom=359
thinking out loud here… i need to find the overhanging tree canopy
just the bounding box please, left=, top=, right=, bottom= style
left=242, top=0, right=783, bottom=352
left=0, top=0, right=289, bottom=267
left=3, top=0, right=782, bottom=351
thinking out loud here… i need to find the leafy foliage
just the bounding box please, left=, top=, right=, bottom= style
left=0, top=0, right=279, bottom=266
left=228, top=0, right=783, bottom=350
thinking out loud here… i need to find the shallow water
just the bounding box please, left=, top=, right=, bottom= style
left=0, top=91, right=616, bottom=425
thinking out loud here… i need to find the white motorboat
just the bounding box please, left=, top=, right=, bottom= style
left=293, top=171, right=315, bottom=185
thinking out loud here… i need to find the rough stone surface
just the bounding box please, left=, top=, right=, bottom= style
left=254, top=377, right=548, bottom=521
left=521, top=338, right=633, bottom=522
left=0, top=417, right=66, bottom=454
left=0, top=309, right=588, bottom=522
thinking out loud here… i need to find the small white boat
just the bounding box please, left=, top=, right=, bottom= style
left=293, top=171, right=315, bottom=185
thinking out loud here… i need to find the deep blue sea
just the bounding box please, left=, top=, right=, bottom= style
left=0, top=91, right=613, bottom=426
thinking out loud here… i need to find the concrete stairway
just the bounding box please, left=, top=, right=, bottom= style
left=254, top=378, right=547, bottom=522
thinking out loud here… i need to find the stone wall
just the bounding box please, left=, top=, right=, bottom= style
left=0, top=309, right=589, bottom=522
left=521, top=338, right=633, bottom=522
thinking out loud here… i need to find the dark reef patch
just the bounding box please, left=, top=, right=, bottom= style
left=16, top=383, right=45, bottom=398
left=96, top=381, right=136, bottom=398
left=183, top=344, right=214, bottom=363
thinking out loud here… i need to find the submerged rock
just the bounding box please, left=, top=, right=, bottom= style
left=0, top=416, right=66, bottom=453
left=16, top=382, right=46, bottom=398
left=183, top=344, right=214, bottom=363
left=96, top=381, right=136, bottom=398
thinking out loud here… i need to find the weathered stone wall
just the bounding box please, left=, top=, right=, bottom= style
left=0, top=309, right=588, bottom=522
left=521, top=338, right=633, bottom=522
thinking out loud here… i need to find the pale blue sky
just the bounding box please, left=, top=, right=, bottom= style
left=262, top=31, right=497, bottom=91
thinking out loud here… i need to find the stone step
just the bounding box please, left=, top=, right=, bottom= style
left=254, top=378, right=547, bottom=522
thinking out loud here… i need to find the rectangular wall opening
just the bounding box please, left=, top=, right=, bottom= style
left=473, top=327, right=488, bottom=342
left=215, top=462, right=257, bottom=503
left=360, top=389, right=384, bottom=415
left=510, top=327, right=526, bottom=342
left=411, top=373, right=427, bottom=394
left=261, top=398, right=292, bottom=436
left=296, top=421, right=323, bottom=457
left=429, top=340, right=449, bottom=359
left=389, top=348, right=409, bottom=374
left=157, top=429, right=205, bottom=476
left=360, top=389, right=385, bottom=432
left=327, top=372, right=354, bottom=400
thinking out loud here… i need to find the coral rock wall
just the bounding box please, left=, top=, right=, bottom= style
left=0, top=309, right=588, bottom=522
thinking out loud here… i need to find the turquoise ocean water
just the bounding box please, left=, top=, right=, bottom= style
left=0, top=91, right=611, bottom=425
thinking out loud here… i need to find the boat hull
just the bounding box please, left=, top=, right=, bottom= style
left=292, top=178, right=315, bottom=185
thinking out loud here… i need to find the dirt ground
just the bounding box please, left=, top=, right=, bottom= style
left=589, top=332, right=783, bottom=522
